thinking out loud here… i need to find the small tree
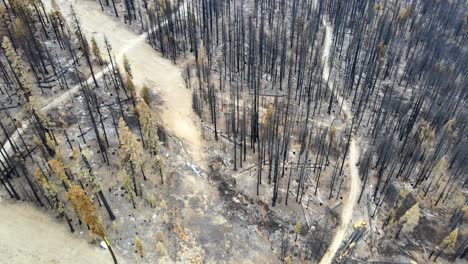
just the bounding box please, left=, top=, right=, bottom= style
left=125, top=73, right=137, bottom=106
left=398, top=203, right=420, bottom=238
left=155, top=155, right=165, bottom=184
left=45, top=132, right=59, bottom=155
left=91, top=36, right=103, bottom=64
left=399, top=7, right=411, bottom=20
left=263, top=103, right=274, bottom=126
left=118, top=118, right=144, bottom=196
left=136, top=99, right=160, bottom=155
left=418, top=121, right=435, bottom=148
left=13, top=18, right=28, bottom=46
left=155, top=241, right=167, bottom=256
left=135, top=236, right=143, bottom=258
left=443, top=119, right=456, bottom=135
left=431, top=228, right=459, bottom=260
left=120, top=169, right=136, bottom=209
left=443, top=228, right=459, bottom=252
left=156, top=230, right=165, bottom=242
left=48, top=158, right=71, bottom=188
left=34, top=167, right=58, bottom=206
left=144, top=190, right=157, bottom=208
left=140, top=86, right=151, bottom=105
left=0, top=8, right=10, bottom=37
left=294, top=222, right=302, bottom=242
left=123, top=54, right=132, bottom=78
left=377, top=41, right=387, bottom=64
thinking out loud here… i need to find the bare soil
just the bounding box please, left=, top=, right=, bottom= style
left=0, top=199, right=116, bottom=264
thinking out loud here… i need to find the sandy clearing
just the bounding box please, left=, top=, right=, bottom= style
left=318, top=16, right=362, bottom=264
left=0, top=200, right=115, bottom=264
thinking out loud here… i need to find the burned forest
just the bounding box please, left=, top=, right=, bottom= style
left=0, top=0, right=467, bottom=263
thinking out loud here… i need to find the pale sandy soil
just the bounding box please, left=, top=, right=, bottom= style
left=0, top=199, right=116, bottom=264
left=318, top=17, right=362, bottom=264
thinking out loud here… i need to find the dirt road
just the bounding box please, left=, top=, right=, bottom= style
left=318, top=17, right=362, bottom=264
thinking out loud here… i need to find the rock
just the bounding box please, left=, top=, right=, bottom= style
left=100, top=241, right=108, bottom=249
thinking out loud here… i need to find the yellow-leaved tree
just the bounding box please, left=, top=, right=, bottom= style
left=123, top=54, right=132, bottom=78
left=90, top=36, right=103, bottom=64
left=66, top=185, right=118, bottom=263
left=140, top=86, right=151, bottom=105
left=118, top=118, right=144, bottom=196
left=34, top=167, right=59, bottom=208
left=120, top=169, right=137, bottom=209
left=442, top=228, right=459, bottom=253
left=125, top=72, right=137, bottom=107
left=135, top=236, right=143, bottom=258
left=432, top=228, right=459, bottom=261
left=294, top=222, right=302, bottom=242
left=136, top=99, right=160, bottom=155
left=2, top=36, right=32, bottom=103
left=137, top=99, right=166, bottom=183
left=2, top=36, right=56, bottom=156
left=398, top=203, right=420, bottom=238
left=33, top=167, right=77, bottom=232
left=48, top=158, right=71, bottom=188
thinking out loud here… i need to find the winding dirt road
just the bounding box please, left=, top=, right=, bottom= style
left=318, top=17, right=361, bottom=264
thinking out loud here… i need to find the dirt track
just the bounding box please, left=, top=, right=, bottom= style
left=318, top=17, right=361, bottom=264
